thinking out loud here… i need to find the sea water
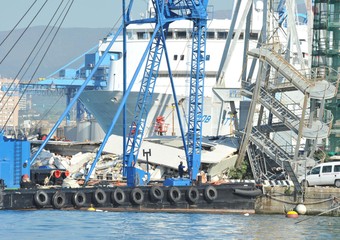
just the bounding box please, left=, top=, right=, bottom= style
left=0, top=210, right=339, bottom=239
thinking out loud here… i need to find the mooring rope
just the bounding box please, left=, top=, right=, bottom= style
left=265, top=193, right=334, bottom=205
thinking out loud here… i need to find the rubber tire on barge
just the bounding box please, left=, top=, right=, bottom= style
left=73, top=190, right=86, bottom=208
left=112, top=188, right=126, bottom=205
left=149, top=186, right=164, bottom=202
left=130, top=188, right=144, bottom=205
left=52, top=191, right=66, bottom=209
left=34, top=190, right=49, bottom=208
left=93, top=188, right=107, bottom=206
left=204, top=185, right=218, bottom=203
left=168, top=187, right=181, bottom=203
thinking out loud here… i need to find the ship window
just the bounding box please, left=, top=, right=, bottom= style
left=239, top=33, right=244, bottom=39
left=207, top=32, right=215, bottom=39
left=180, top=55, right=184, bottom=60
left=250, top=32, right=258, bottom=40
left=137, top=32, right=148, bottom=39
left=217, top=32, right=227, bottom=39
left=177, top=31, right=187, bottom=39
left=127, top=32, right=133, bottom=40
left=206, top=55, right=210, bottom=61
left=174, top=55, right=178, bottom=60
left=167, top=31, right=173, bottom=39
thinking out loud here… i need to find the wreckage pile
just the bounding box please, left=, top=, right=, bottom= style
left=30, top=147, right=165, bottom=187
left=31, top=148, right=122, bottom=186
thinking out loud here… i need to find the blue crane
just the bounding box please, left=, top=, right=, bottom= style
left=91, top=0, right=209, bottom=187
left=123, top=0, right=209, bottom=186
left=31, top=0, right=209, bottom=187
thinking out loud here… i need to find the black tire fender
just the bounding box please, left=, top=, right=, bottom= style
left=149, top=186, right=164, bottom=202
left=186, top=187, right=199, bottom=204
left=34, top=190, right=49, bottom=208
left=52, top=191, right=66, bottom=209
left=93, top=188, right=107, bottom=205
left=204, top=185, right=218, bottom=203
left=111, top=188, right=126, bottom=205
left=73, top=190, right=86, bottom=208
left=130, top=188, right=144, bottom=205
left=168, top=187, right=181, bottom=203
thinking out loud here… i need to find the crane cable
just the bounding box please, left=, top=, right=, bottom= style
left=0, top=0, right=66, bottom=112
left=25, top=2, right=127, bottom=133
left=2, top=1, right=126, bottom=133
left=1, top=0, right=75, bottom=132
left=0, top=0, right=38, bottom=47
left=0, top=0, right=49, bottom=64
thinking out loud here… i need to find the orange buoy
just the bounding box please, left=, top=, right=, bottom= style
left=286, top=210, right=299, bottom=218
left=54, top=170, right=61, bottom=178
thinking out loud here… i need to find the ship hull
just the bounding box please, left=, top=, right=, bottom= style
left=79, top=90, right=236, bottom=137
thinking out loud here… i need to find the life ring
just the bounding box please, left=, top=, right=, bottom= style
left=204, top=185, right=218, bottom=203
left=130, top=188, right=144, bottom=205
left=186, top=187, right=199, bottom=204
left=93, top=189, right=107, bottom=205
left=52, top=191, right=66, bottom=209
left=111, top=188, right=126, bottom=205
left=168, top=187, right=181, bottom=203
left=34, top=190, right=49, bottom=207
left=72, top=190, right=86, bottom=208
left=149, top=186, right=164, bottom=202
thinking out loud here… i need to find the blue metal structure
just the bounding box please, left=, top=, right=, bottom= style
left=20, top=50, right=112, bottom=124
left=123, top=0, right=209, bottom=186
left=30, top=0, right=209, bottom=187
left=0, top=133, right=30, bottom=188
left=85, top=0, right=209, bottom=186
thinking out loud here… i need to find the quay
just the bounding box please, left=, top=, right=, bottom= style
left=256, top=186, right=340, bottom=217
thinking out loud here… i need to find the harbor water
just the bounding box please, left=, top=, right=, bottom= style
left=1, top=210, right=339, bottom=239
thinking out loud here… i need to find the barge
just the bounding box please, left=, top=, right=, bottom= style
left=0, top=133, right=261, bottom=212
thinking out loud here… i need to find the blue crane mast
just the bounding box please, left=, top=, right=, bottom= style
left=124, top=0, right=209, bottom=186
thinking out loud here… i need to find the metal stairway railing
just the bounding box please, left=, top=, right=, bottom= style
left=258, top=87, right=300, bottom=132
left=250, top=128, right=292, bottom=163
left=282, top=161, right=302, bottom=192
left=248, top=127, right=302, bottom=186
left=248, top=47, right=337, bottom=100
left=244, top=84, right=331, bottom=140
left=247, top=143, right=269, bottom=181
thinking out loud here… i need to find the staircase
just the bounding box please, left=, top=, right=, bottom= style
left=240, top=47, right=338, bottom=192
left=248, top=48, right=337, bottom=100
